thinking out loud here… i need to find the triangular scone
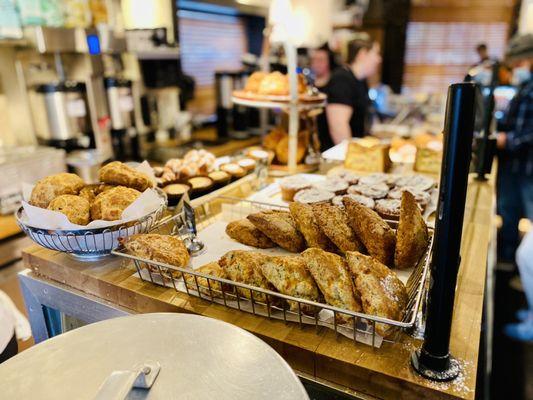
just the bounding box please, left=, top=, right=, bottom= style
left=302, top=248, right=362, bottom=323
left=259, top=255, right=320, bottom=314
left=343, top=197, right=396, bottom=267
left=395, top=191, right=429, bottom=269
left=346, top=251, right=408, bottom=337
left=184, top=261, right=230, bottom=297
left=289, top=202, right=337, bottom=252
left=219, top=250, right=274, bottom=302
left=247, top=210, right=306, bottom=252
left=311, top=203, right=364, bottom=254
left=226, top=218, right=276, bottom=248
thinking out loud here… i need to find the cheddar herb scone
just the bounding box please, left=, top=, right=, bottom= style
left=247, top=210, right=305, bottom=252
left=225, top=219, right=276, bottom=249
left=30, top=173, right=85, bottom=208
left=289, top=202, right=337, bottom=252
left=99, top=161, right=153, bottom=192
left=184, top=261, right=230, bottom=297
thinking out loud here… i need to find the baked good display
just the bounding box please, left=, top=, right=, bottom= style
left=312, top=203, right=364, bottom=254
left=184, top=261, right=229, bottom=297
left=120, top=234, right=190, bottom=278
left=343, top=197, right=396, bottom=267
left=225, top=219, right=276, bottom=249
left=187, top=176, right=213, bottom=197
left=395, top=191, right=429, bottom=269
left=293, top=188, right=335, bottom=204
left=162, top=183, right=190, bottom=206
left=30, top=173, right=85, bottom=208
left=258, top=71, right=289, bottom=96
left=47, top=194, right=90, bottom=225
left=275, top=132, right=308, bottom=165
left=220, top=163, right=246, bottom=179
left=374, top=199, right=401, bottom=220
left=237, top=158, right=256, bottom=172
left=327, top=169, right=360, bottom=185
left=346, top=251, right=408, bottom=337
left=244, top=71, right=267, bottom=93
left=289, top=202, right=336, bottom=252
left=258, top=255, right=320, bottom=313
left=279, top=175, right=311, bottom=201
left=332, top=194, right=375, bottom=210
left=90, top=186, right=141, bottom=221
left=247, top=210, right=306, bottom=253
left=347, top=182, right=389, bottom=199
left=208, top=170, right=231, bottom=188
left=263, top=127, right=287, bottom=152
left=302, top=248, right=362, bottom=321
left=99, top=161, right=153, bottom=192
left=218, top=250, right=273, bottom=302
left=312, top=178, right=348, bottom=195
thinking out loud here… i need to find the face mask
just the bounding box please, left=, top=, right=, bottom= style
left=512, top=67, right=531, bottom=85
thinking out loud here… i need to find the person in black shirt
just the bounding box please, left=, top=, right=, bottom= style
left=326, top=36, right=382, bottom=145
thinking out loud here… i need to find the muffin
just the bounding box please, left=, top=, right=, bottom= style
left=313, top=178, right=349, bottom=195
left=48, top=194, right=90, bottom=225
left=279, top=175, right=311, bottom=202
left=293, top=188, right=335, bottom=204
left=187, top=176, right=214, bottom=198
left=163, top=183, right=191, bottom=206
left=220, top=163, right=246, bottom=179
left=237, top=158, right=256, bottom=173
left=208, top=170, right=231, bottom=189
left=375, top=199, right=402, bottom=220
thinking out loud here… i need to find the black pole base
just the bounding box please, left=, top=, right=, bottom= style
left=411, top=349, right=460, bottom=382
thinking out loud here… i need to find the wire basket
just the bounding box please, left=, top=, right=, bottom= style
left=113, top=196, right=432, bottom=347
left=16, top=191, right=167, bottom=261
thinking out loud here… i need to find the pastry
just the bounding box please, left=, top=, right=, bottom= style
left=237, top=158, right=256, bottom=172
left=395, top=191, right=429, bottom=269
left=312, top=178, right=348, bottom=195
left=162, top=183, right=190, bottom=206
left=165, top=159, right=183, bottom=174
left=275, top=133, right=307, bottom=165
left=208, top=170, right=231, bottom=188
left=258, top=255, right=320, bottom=313
left=244, top=71, right=267, bottom=93
left=302, top=248, right=362, bottom=323
left=178, top=163, right=200, bottom=179
left=358, top=173, right=388, bottom=186
left=225, top=219, right=276, bottom=248
left=30, top=173, right=85, bottom=208
left=187, top=176, right=213, bottom=197
left=279, top=175, right=311, bottom=201
left=90, top=186, right=141, bottom=221
left=184, top=261, right=230, bottom=297
left=99, top=161, right=153, bottom=192
left=247, top=149, right=271, bottom=162
left=312, top=203, right=364, bottom=254
left=120, top=234, right=190, bottom=279
left=343, top=197, right=396, bottom=267
left=327, top=169, right=360, bottom=185
left=374, top=199, right=401, bottom=220
left=258, top=71, right=289, bottom=96
left=47, top=195, right=90, bottom=225
left=346, top=251, right=408, bottom=337
left=395, top=175, right=435, bottom=192
left=153, top=166, right=165, bottom=177
left=387, top=186, right=431, bottom=210
left=218, top=250, right=273, bottom=302
left=293, top=188, right=335, bottom=204
left=347, top=182, right=389, bottom=199
left=263, top=127, right=287, bottom=152
left=332, top=194, right=375, bottom=210
left=220, top=163, right=246, bottom=179
left=78, top=183, right=114, bottom=204
left=247, top=210, right=306, bottom=252
left=289, top=202, right=336, bottom=251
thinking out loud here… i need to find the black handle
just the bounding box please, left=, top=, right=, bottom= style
left=411, top=82, right=477, bottom=381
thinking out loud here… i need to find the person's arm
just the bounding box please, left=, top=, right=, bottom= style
left=326, top=104, right=353, bottom=144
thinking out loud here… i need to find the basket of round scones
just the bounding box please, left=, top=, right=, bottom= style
left=16, top=161, right=166, bottom=259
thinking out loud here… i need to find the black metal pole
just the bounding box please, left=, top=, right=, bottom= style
left=411, top=82, right=477, bottom=381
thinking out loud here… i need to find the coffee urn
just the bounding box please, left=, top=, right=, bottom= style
left=215, top=70, right=249, bottom=140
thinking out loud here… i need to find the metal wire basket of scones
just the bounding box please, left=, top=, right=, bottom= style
left=113, top=196, right=433, bottom=346
left=15, top=190, right=167, bottom=261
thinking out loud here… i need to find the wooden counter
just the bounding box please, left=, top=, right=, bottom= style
left=0, top=215, right=21, bottom=241
left=21, top=175, right=494, bottom=400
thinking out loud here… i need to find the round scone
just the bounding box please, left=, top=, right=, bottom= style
left=388, top=187, right=431, bottom=210
left=327, top=169, right=360, bottom=185
left=347, top=182, right=389, bottom=199
left=395, top=174, right=435, bottom=192
left=30, top=173, right=85, bottom=208
left=313, top=178, right=348, bottom=195
left=293, top=188, right=335, bottom=204
left=358, top=173, right=388, bottom=186
left=47, top=195, right=90, bottom=225
left=375, top=199, right=401, bottom=220
left=78, top=184, right=115, bottom=204
left=90, top=186, right=141, bottom=221
left=332, top=194, right=375, bottom=209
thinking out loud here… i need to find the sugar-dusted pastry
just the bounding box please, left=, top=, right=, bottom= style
left=387, top=186, right=431, bottom=210
left=30, top=173, right=85, bottom=208
left=332, top=194, right=375, bottom=210
left=347, top=182, right=389, bottom=199
left=279, top=175, right=311, bottom=202
left=120, top=234, right=190, bottom=278
left=289, top=202, right=336, bottom=252
left=219, top=250, right=273, bottom=302
left=346, top=251, right=408, bottom=337
left=312, top=203, right=364, bottom=254
left=225, top=219, right=276, bottom=248
left=247, top=210, right=306, bottom=253
left=327, top=169, right=360, bottom=185
left=184, top=261, right=230, bottom=297
left=343, top=197, right=396, bottom=267
left=99, top=161, right=153, bottom=192
left=302, top=248, right=362, bottom=322
left=374, top=199, right=401, bottom=220
left=395, top=174, right=435, bottom=192
left=312, top=178, right=348, bottom=195
left=395, top=191, right=429, bottom=269
left=358, top=173, right=388, bottom=186
left=293, top=188, right=335, bottom=204
left=220, top=163, right=246, bottom=179
left=259, top=255, right=320, bottom=313
left=237, top=158, right=256, bottom=172
left=90, top=186, right=141, bottom=221
left=47, top=195, right=90, bottom=225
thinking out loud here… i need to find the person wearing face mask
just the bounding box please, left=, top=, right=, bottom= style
left=325, top=35, right=382, bottom=145
left=496, top=33, right=533, bottom=265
